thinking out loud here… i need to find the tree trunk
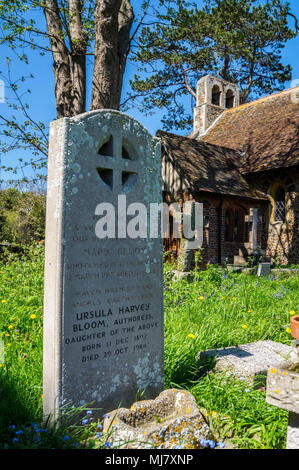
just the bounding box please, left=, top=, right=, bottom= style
left=219, top=50, right=231, bottom=82
left=43, top=0, right=74, bottom=118
left=44, top=0, right=133, bottom=117
left=68, top=0, right=87, bottom=115
left=44, top=0, right=87, bottom=118
left=90, top=0, right=134, bottom=111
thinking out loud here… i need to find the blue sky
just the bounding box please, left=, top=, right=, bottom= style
left=0, top=0, right=299, bottom=183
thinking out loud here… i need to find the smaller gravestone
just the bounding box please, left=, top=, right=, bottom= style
left=257, top=262, right=271, bottom=277
left=198, top=341, right=298, bottom=388
left=177, top=239, right=194, bottom=273
left=177, top=202, right=194, bottom=273
left=176, top=201, right=203, bottom=275
left=266, top=362, right=299, bottom=449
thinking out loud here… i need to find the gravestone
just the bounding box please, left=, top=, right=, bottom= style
left=177, top=201, right=203, bottom=273
left=43, top=110, right=164, bottom=421
left=257, top=262, right=271, bottom=277
left=177, top=202, right=193, bottom=273
left=198, top=341, right=298, bottom=387
left=266, top=361, right=299, bottom=449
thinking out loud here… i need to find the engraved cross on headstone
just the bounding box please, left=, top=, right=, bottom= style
left=43, top=110, right=163, bottom=422
left=96, top=133, right=138, bottom=194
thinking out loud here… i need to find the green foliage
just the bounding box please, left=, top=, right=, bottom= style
left=201, top=263, right=224, bottom=286
left=0, top=60, right=49, bottom=184
left=127, top=0, right=296, bottom=131
left=0, top=244, right=116, bottom=449
left=0, top=243, right=44, bottom=440
left=194, top=247, right=203, bottom=270
left=190, top=373, right=288, bottom=449
left=0, top=0, right=96, bottom=60
left=0, top=188, right=46, bottom=251
left=0, top=245, right=298, bottom=448
left=163, top=263, right=298, bottom=448
left=0, top=0, right=94, bottom=184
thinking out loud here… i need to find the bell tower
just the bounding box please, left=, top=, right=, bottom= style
left=192, top=75, right=240, bottom=137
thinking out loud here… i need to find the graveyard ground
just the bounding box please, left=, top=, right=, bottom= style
left=0, top=242, right=298, bottom=449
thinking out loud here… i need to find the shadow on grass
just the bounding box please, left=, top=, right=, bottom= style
left=166, top=356, right=217, bottom=390
left=0, top=373, right=40, bottom=446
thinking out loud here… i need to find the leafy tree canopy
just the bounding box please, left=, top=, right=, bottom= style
left=0, top=0, right=137, bottom=185
left=127, top=0, right=297, bottom=131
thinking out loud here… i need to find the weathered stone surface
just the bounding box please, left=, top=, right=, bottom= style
left=172, top=270, right=194, bottom=282
left=198, top=341, right=298, bottom=387
left=257, top=262, right=271, bottom=277
left=176, top=201, right=202, bottom=273
left=43, top=110, right=164, bottom=421
left=286, top=412, right=299, bottom=449
left=266, top=361, right=299, bottom=414
left=102, top=389, right=212, bottom=449
left=177, top=238, right=194, bottom=272
left=266, top=362, right=299, bottom=450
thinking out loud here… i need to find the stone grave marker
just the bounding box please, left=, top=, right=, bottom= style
left=257, top=262, right=271, bottom=277
left=266, top=361, right=299, bottom=449
left=43, top=110, right=164, bottom=421
left=198, top=341, right=298, bottom=387
left=177, top=201, right=196, bottom=272
left=174, top=201, right=203, bottom=281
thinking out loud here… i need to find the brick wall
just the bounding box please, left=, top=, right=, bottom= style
left=163, top=191, right=268, bottom=267
left=163, top=168, right=299, bottom=267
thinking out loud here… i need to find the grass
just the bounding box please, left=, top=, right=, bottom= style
left=0, top=244, right=298, bottom=448
left=163, top=262, right=298, bottom=448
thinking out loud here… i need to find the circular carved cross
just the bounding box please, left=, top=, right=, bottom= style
left=96, top=134, right=138, bottom=194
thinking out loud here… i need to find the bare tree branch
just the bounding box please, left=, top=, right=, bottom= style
left=0, top=113, right=48, bottom=157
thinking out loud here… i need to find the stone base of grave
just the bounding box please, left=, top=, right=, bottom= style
left=287, top=412, right=299, bottom=449
left=198, top=341, right=298, bottom=388
left=101, top=389, right=213, bottom=449
left=266, top=361, right=299, bottom=449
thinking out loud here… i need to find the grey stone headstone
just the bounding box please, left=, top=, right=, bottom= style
left=287, top=412, right=299, bottom=449
left=257, top=262, right=271, bottom=277
left=177, top=238, right=194, bottom=272
left=177, top=201, right=202, bottom=272
left=266, top=361, right=299, bottom=449
left=43, top=110, right=164, bottom=421
left=198, top=341, right=298, bottom=388
left=266, top=361, right=299, bottom=414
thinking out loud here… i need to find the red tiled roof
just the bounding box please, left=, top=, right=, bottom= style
left=198, top=87, right=299, bottom=174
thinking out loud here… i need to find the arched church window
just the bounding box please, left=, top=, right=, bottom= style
left=212, top=85, right=221, bottom=106
left=274, top=186, right=286, bottom=221
left=225, top=89, right=234, bottom=109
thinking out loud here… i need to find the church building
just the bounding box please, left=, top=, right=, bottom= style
left=159, top=75, right=299, bottom=267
